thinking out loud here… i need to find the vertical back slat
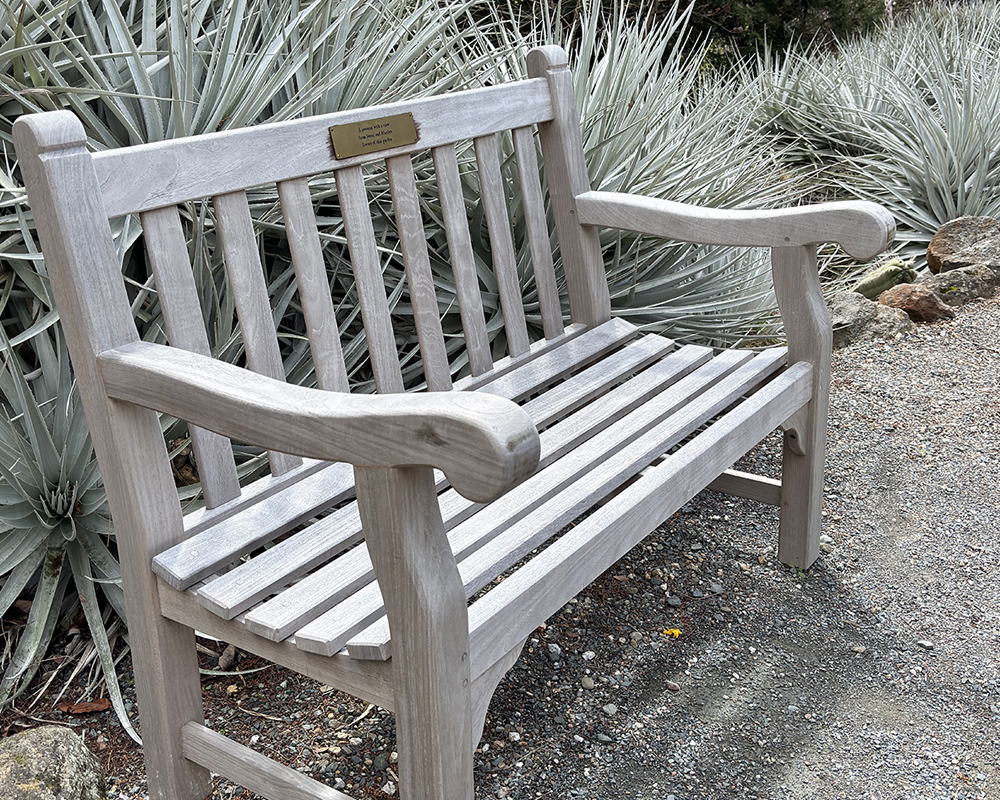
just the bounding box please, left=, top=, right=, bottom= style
left=334, top=166, right=405, bottom=394
left=474, top=134, right=530, bottom=357
left=213, top=190, right=301, bottom=475
left=141, top=206, right=241, bottom=508
left=432, top=145, right=493, bottom=377
left=512, top=126, right=563, bottom=340
left=527, top=46, right=611, bottom=328
left=276, top=177, right=350, bottom=393
left=386, top=155, right=452, bottom=392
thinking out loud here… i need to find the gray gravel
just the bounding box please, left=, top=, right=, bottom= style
left=88, top=298, right=999, bottom=800
left=473, top=297, right=1000, bottom=800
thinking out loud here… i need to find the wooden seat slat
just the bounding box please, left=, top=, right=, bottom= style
left=475, top=316, right=635, bottom=401
left=276, top=176, right=350, bottom=393
left=474, top=134, right=530, bottom=357
left=512, top=125, right=563, bottom=340
left=387, top=154, right=452, bottom=391
left=159, top=322, right=638, bottom=597
left=466, top=362, right=814, bottom=682
left=213, top=189, right=301, bottom=476
left=153, top=463, right=356, bottom=589
left=432, top=143, right=493, bottom=377
left=140, top=205, right=241, bottom=508
left=347, top=349, right=787, bottom=660
left=335, top=165, right=405, bottom=394
left=182, top=459, right=338, bottom=536
left=520, top=334, right=673, bottom=429
left=294, top=347, right=776, bottom=658
left=189, top=335, right=686, bottom=620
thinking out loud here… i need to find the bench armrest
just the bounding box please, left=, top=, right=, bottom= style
left=98, top=342, right=540, bottom=504
left=574, top=191, right=895, bottom=259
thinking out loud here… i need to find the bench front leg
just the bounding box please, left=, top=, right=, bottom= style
left=772, top=245, right=832, bottom=568
left=355, top=465, right=474, bottom=800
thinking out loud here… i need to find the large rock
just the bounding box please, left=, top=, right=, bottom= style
left=926, top=216, right=1000, bottom=274
left=828, top=291, right=913, bottom=349
left=0, top=726, right=106, bottom=800
left=919, top=264, right=1000, bottom=307
left=878, top=283, right=956, bottom=323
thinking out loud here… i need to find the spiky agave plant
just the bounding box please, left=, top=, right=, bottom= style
left=0, top=324, right=138, bottom=741
left=758, top=0, right=1000, bottom=264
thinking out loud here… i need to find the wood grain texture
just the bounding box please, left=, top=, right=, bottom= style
left=707, top=469, right=782, bottom=505
left=95, top=80, right=554, bottom=216
left=355, top=466, right=474, bottom=800
left=526, top=46, right=611, bottom=327
left=277, top=177, right=350, bottom=393
left=214, top=189, right=300, bottom=475
left=432, top=144, right=492, bottom=377
left=512, top=125, right=562, bottom=339
left=772, top=245, right=833, bottom=568
left=99, top=342, right=540, bottom=504
left=194, top=504, right=362, bottom=619
left=158, top=581, right=394, bottom=710
left=575, top=191, right=896, bottom=260
left=387, top=154, right=452, bottom=391
left=335, top=165, right=405, bottom=394
left=475, top=316, right=635, bottom=402
left=182, top=723, right=352, bottom=800
left=182, top=459, right=342, bottom=536
left=474, top=134, right=529, bottom=357
left=154, top=460, right=356, bottom=590
left=467, top=362, right=814, bottom=681
left=348, top=348, right=787, bottom=661
left=13, top=110, right=212, bottom=800
left=140, top=205, right=241, bottom=509
left=450, top=322, right=586, bottom=392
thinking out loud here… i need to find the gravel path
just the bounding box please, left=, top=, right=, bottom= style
left=6, top=298, right=998, bottom=800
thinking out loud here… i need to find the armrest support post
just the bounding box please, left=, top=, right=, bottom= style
left=771, top=245, right=831, bottom=568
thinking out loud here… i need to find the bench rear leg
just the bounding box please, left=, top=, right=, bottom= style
left=356, top=466, right=475, bottom=800
left=772, top=245, right=832, bottom=569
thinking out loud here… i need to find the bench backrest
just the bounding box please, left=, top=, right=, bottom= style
left=16, top=46, right=610, bottom=516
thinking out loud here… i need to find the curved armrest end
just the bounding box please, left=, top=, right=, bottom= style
left=98, top=343, right=540, bottom=503
left=575, top=192, right=896, bottom=260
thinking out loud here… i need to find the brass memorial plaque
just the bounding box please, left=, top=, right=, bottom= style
left=329, top=113, right=418, bottom=159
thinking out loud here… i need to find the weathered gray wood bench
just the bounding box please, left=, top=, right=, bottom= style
left=15, top=45, right=893, bottom=800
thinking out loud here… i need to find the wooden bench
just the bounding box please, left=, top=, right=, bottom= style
left=14, top=45, right=893, bottom=800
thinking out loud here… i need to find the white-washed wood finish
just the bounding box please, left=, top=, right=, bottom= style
left=15, top=43, right=896, bottom=800
left=512, top=125, right=563, bottom=339
left=276, top=176, right=350, bottom=392
left=140, top=205, right=241, bottom=508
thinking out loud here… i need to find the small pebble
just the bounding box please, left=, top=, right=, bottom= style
left=603, top=704, right=618, bottom=716
left=916, top=640, right=935, bottom=650
left=581, top=676, right=595, bottom=690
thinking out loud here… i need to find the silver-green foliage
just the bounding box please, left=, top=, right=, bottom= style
left=759, top=0, right=1000, bottom=264
left=0, top=325, right=138, bottom=740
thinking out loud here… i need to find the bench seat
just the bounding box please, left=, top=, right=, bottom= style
left=153, top=317, right=797, bottom=677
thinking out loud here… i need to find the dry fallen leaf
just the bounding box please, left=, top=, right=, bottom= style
left=58, top=698, right=111, bottom=714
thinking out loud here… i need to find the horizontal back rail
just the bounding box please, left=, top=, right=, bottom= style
left=94, top=80, right=553, bottom=217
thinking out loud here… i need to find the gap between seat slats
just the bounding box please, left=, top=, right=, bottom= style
left=153, top=318, right=636, bottom=590
left=341, top=348, right=789, bottom=661
left=193, top=333, right=676, bottom=621
left=291, top=347, right=789, bottom=659
left=219, top=334, right=682, bottom=633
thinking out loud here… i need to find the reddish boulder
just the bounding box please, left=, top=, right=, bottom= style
left=878, top=283, right=956, bottom=323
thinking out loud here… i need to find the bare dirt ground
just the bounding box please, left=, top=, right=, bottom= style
left=3, top=299, right=998, bottom=800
